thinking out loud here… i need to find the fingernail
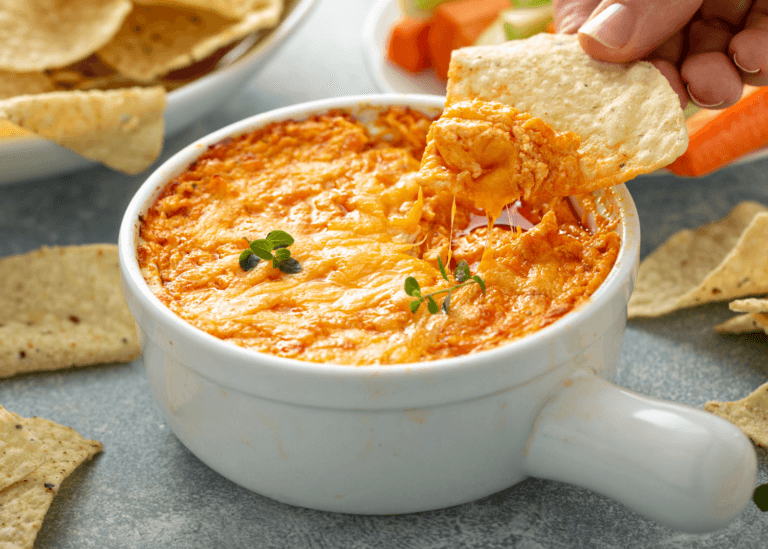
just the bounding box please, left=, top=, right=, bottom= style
left=578, top=4, right=635, bottom=50
left=687, top=84, right=725, bottom=109
left=732, top=53, right=760, bottom=74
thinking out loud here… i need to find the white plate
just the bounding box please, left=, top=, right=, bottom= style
left=362, top=0, right=768, bottom=174
left=362, top=0, right=446, bottom=96
left=0, top=0, right=317, bottom=185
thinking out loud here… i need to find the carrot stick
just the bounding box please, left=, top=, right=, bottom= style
left=427, top=0, right=511, bottom=80
left=387, top=17, right=432, bottom=73
left=667, top=86, right=768, bottom=177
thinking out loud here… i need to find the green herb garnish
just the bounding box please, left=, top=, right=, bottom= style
left=404, top=256, right=485, bottom=315
left=239, top=230, right=302, bottom=274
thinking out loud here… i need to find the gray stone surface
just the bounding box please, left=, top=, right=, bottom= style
left=1, top=0, right=767, bottom=546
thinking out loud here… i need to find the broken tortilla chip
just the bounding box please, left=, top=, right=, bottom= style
left=0, top=0, right=132, bottom=72
left=442, top=34, right=688, bottom=194
left=0, top=87, right=166, bottom=174
left=715, top=313, right=768, bottom=335
left=96, top=1, right=282, bottom=82
left=628, top=202, right=768, bottom=318
left=133, top=0, right=273, bottom=20
left=0, top=406, right=47, bottom=493
left=0, top=412, right=102, bottom=549
left=0, top=245, right=140, bottom=379
left=729, top=297, right=768, bottom=314
left=705, top=381, right=768, bottom=447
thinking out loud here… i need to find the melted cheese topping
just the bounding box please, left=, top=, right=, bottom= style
left=138, top=108, right=620, bottom=365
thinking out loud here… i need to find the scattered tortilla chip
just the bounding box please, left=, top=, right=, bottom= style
left=134, top=0, right=272, bottom=20
left=0, top=406, right=47, bottom=493
left=715, top=313, right=768, bottom=335
left=445, top=34, right=688, bottom=192
left=0, top=72, right=55, bottom=100
left=729, top=297, right=768, bottom=314
left=0, top=412, right=102, bottom=549
left=0, top=87, right=166, bottom=174
left=628, top=202, right=768, bottom=317
left=705, top=381, right=768, bottom=447
left=0, top=0, right=132, bottom=72
left=96, top=1, right=282, bottom=82
left=0, top=245, right=140, bottom=379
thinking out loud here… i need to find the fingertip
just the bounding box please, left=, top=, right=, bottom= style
left=729, top=29, right=768, bottom=85
left=649, top=59, right=688, bottom=109
left=681, top=52, right=744, bottom=109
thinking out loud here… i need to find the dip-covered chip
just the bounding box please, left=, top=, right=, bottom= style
left=0, top=245, right=141, bottom=379
left=97, top=1, right=283, bottom=82
left=0, top=0, right=132, bottom=72
left=419, top=33, right=687, bottom=211
left=0, top=87, right=166, bottom=174
left=628, top=202, right=768, bottom=318
left=0, top=411, right=102, bottom=549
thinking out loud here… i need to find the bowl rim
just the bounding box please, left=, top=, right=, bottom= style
left=119, top=93, right=639, bottom=390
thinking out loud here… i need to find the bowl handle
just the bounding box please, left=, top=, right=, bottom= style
left=523, top=370, right=756, bottom=532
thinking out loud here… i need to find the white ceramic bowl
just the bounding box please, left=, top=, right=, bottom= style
left=0, top=0, right=317, bottom=185
left=118, top=94, right=756, bottom=533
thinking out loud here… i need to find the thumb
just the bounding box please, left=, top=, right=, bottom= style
left=576, top=0, right=702, bottom=62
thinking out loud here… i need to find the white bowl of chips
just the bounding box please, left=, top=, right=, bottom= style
left=0, top=0, right=317, bottom=184
left=119, top=93, right=758, bottom=533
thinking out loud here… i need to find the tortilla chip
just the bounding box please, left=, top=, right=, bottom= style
left=96, top=1, right=282, bottom=82
left=0, top=0, right=132, bottom=72
left=0, top=87, right=166, bottom=174
left=715, top=313, right=768, bottom=335
left=133, top=0, right=273, bottom=20
left=0, top=406, right=47, bottom=493
left=0, top=245, right=140, bottom=379
left=0, top=72, right=55, bottom=100
left=0, top=412, right=102, bottom=549
left=628, top=202, right=768, bottom=317
left=445, top=34, right=688, bottom=192
left=705, top=381, right=768, bottom=447
left=729, top=297, right=768, bottom=314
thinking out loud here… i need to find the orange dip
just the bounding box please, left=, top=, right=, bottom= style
left=138, top=107, right=620, bottom=365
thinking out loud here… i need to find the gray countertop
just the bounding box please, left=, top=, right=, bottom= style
left=1, top=1, right=767, bottom=547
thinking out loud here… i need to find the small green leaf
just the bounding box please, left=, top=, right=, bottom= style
left=472, top=275, right=486, bottom=294
left=404, top=276, right=421, bottom=297
left=427, top=296, right=438, bottom=314
left=278, top=258, right=303, bottom=274
left=754, top=484, right=768, bottom=512
left=250, top=239, right=274, bottom=260
left=239, top=249, right=260, bottom=271
left=266, top=230, right=294, bottom=249
left=454, top=260, right=470, bottom=283
left=441, top=291, right=451, bottom=314
left=437, top=255, right=449, bottom=281
left=409, top=299, right=422, bottom=313
left=274, top=248, right=291, bottom=262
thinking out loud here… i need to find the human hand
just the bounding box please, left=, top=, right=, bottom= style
left=553, top=0, right=768, bottom=109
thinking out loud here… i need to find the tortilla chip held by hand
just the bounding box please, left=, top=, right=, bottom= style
left=418, top=34, right=687, bottom=214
